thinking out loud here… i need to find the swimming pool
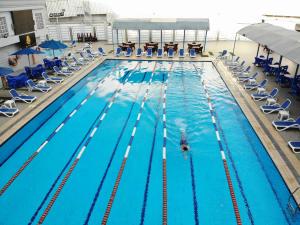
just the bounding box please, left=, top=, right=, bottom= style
left=0, top=60, right=299, bottom=225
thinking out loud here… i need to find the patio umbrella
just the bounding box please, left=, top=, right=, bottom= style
left=39, top=39, right=68, bottom=57
left=10, top=48, right=44, bottom=66
left=0, top=67, right=13, bottom=88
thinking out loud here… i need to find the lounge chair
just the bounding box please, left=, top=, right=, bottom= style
left=98, top=47, right=107, bottom=56
left=272, top=117, right=300, bottom=131
left=72, top=56, right=87, bottom=66
left=244, top=79, right=267, bottom=90
left=136, top=48, right=142, bottom=57
left=9, top=89, right=36, bottom=103
left=260, top=99, right=291, bottom=114
left=229, top=60, right=245, bottom=70
left=86, top=49, right=100, bottom=57
left=189, top=49, right=196, bottom=58
left=115, top=47, right=122, bottom=57
left=80, top=52, right=94, bottom=61
left=146, top=48, right=152, bottom=58
left=26, top=79, right=52, bottom=93
left=233, top=65, right=251, bottom=76
left=216, top=50, right=228, bottom=59
left=53, top=66, right=72, bottom=77
left=288, top=141, right=300, bottom=153
left=157, top=48, right=163, bottom=58
left=62, top=61, right=81, bottom=71
left=238, top=72, right=258, bottom=82
left=251, top=88, right=278, bottom=101
left=42, top=72, right=64, bottom=84
left=179, top=49, right=185, bottom=58
left=125, top=47, right=132, bottom=57
left=168, top=48, right=174, bottom=58
left=225, top=56, right=240, bottom=66
left=70, top=40, right=76, bottom=48
left=0, top=105, right=19, bottom=117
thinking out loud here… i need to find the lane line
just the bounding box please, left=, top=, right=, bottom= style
left=0, top=63, right=123, bottom=196
left=180, top=63, right=199, bottom=225
left=161, top=64, right=174, bottom=225
left=140, top=66, right=171, bottom=225
left=0, top=61, right=120, bottom=168
left=83, top=68, right=152, bottom=225
left=193, top=64, right=242, bottom=225
left=101, top=62, right=158, bottom=225
left=38, top=63, right=139, bottom=224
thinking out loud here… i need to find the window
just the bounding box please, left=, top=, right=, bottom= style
left=0, top=17, right=9, bottom=38
left=35, top=13, right=44, bottom=30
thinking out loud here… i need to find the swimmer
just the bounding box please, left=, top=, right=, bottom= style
left=180, top=130, right=190, bottom=152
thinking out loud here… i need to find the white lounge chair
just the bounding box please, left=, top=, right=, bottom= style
left=26, top=79, right=52, bottom=93
left=53, top=66, right=72, bottom=77
left=0, top=105, right=19, bottom=117
left=42, top=72, right=64, bottom=84
left=9, top=89, right=36, bottom=103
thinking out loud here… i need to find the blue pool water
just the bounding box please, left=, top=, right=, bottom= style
left=0, top=60, right=299, bottom=225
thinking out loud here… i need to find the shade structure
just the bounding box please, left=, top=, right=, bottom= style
left=112, top=18, right=210, bottom=30
left=237, top=23, right=300, bottom=65
left=39, top=40, right=68, bottom=57
left=10, top=48, right=45, bottom=65
left=0, top=67, right=13, bottom=77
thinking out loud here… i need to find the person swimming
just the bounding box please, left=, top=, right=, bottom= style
left=180, top=130, right=190, bottom=152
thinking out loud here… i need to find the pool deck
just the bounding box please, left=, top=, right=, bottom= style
left=0, top=41, right=300, bottom=206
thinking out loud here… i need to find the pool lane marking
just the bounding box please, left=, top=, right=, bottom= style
left=193, top=65, right=242, bottom=225
left=194, top=64, right=257, bottom=225
left=161, top=63, right=174, bottom=225
left=36, top=62, right=141, bottom=225
left=0, top=63, right=125, bottom=196
left=0, top=61, right=120, bottom=168
left=139, top=70, right=167, bottom=225
left=180, top=63, right=199, bottom=225
left=30, top=71, right=147, bottom=225
left=83, top=71, right=151, bottom=225
left=101, top=62, right=158, bottom=225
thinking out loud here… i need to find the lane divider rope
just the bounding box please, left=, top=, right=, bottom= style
left=0, top=62, right=123, bottom=196
left=193, top=64, right=242, bottom=225
left=83, top=69, right=151, bottom=225
left=36, top=62, right=141, bottom=225
left=101, top=62, right=160, bottom=225
left=161, top=63, right=173, bottom=225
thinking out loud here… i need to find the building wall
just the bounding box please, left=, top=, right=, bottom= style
left=0, top=0, right=48, bottom=67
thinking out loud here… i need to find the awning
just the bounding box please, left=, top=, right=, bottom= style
left=112, top=18, right=210, bottom=30
left=237, top=23, right=300, bottom=64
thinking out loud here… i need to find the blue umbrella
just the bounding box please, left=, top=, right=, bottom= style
left=10, top=48, right=45, bottom=65
left=0, top=67, right=13, bottom=76
left=39, top=40, right=68, bottom=57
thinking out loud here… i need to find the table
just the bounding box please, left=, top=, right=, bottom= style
left=248, top=78, right=257, bottom=85
left=4, top=100, right=16, bottom=108
left=266, top=98, right=276, bottom=106
left=38, top=80, right=47, bottom=86
left=277, top=110, right=289, bottom=121
left=257, top=87, right=266, bottom=94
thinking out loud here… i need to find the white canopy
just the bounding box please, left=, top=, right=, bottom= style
left=112, top=18, right=210, bottom=30
left=238, top=23, right=300, bottom=65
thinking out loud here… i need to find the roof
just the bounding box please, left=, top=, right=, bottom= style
left=238, top=23, right=300, bottom=65
left=112, top=18, right=210, bottom=30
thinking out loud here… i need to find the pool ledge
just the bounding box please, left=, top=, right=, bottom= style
left=214, top=60, right=300, bottom=206
left=0, top=57, right=106, bottom=146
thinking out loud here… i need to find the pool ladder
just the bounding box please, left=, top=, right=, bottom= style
left=287, top=187, right=300, bottom=217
